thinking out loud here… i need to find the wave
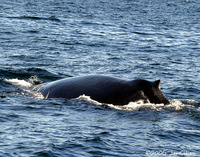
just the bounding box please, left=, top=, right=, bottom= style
left=7, top=16, right=61, bottom=22
left=0, top=68, right=62, bottom=81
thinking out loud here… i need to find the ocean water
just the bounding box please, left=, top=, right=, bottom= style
left=0, top=0, right=200, bottom=156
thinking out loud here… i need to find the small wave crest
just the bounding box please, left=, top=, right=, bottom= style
left=8, top=16, right=61, bottom=22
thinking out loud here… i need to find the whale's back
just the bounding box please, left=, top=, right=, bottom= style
left=38, top=75, right=132, bottom=104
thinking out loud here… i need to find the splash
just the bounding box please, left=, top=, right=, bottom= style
left=4, top=77, right=44, bottom=99
left=165, top=99, right=189, bottom=110
left=110, top=102, right=165, bottom=111
left=77, top=95, right=102, bottom=105
left=77, top=95, right=196, bottom=111
left=4, top=78, right=32, bottom=88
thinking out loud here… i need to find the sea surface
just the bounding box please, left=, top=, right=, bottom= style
left=0, top=0, right=200, bottom=156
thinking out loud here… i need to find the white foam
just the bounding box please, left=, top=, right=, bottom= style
left=166, top=99, right=195, bottom=110
left=77, top=94, right=164, bottom=111
left=76, top=95, right=195, bottom=111
left=4, top=78, right=44, bottom=99
left=111, top=102, right=165, bottom=111
left=77, top=94, right=102, bottom=105
left=4, top=78, right=32, bottom=88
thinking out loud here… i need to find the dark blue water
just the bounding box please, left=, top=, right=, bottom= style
left=0, top=0, right=200, bottom=156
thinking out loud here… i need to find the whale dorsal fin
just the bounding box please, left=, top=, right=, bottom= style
left=153, top=80, right=161, bottom=89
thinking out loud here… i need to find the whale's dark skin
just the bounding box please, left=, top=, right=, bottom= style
left=35, top=75, right=169, bottom=105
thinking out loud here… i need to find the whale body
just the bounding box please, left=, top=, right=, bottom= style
left=35, top=75, right=169, bottom=105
